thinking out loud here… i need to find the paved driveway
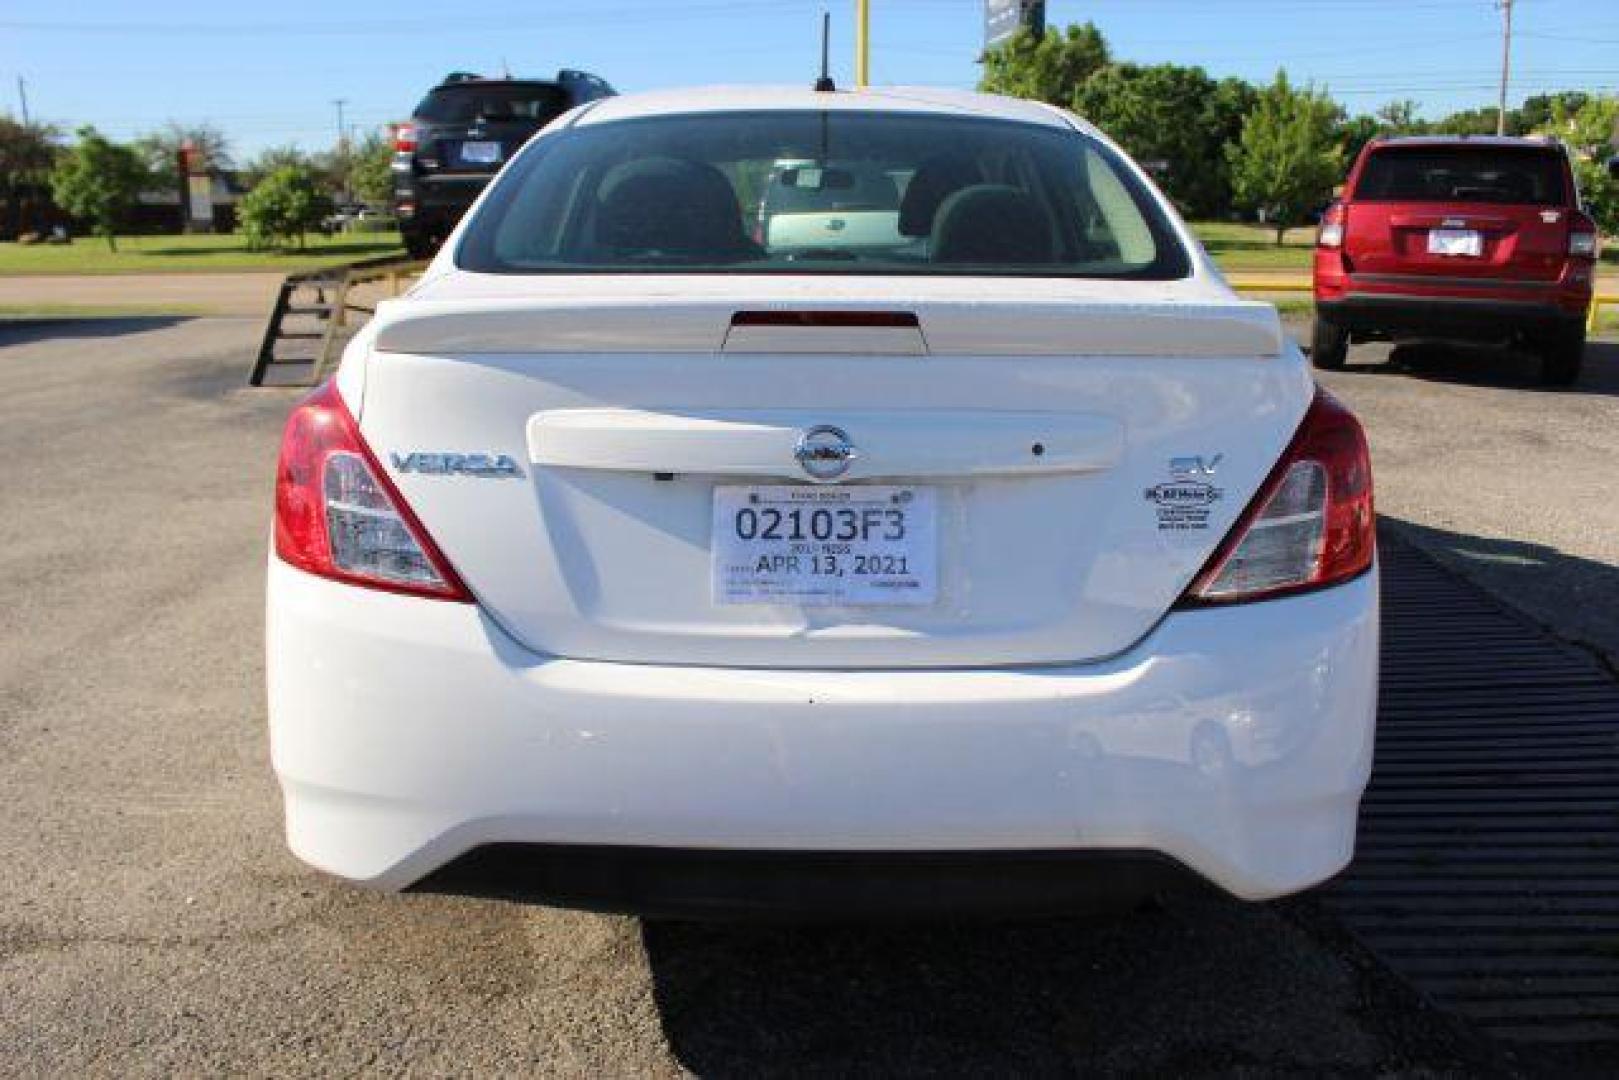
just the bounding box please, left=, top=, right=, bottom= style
left=3, top=316, right=1594, bottom=1074
left=1307, top=327, right=1619, bottom=668
left=0, top=274, right=283, bottom=317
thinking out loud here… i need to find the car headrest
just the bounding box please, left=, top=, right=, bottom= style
left=596, top=157, right=752, bottom=259
left=930, top=185, right=1056, bottom=264
left=898, top=154, right=981, bottom=237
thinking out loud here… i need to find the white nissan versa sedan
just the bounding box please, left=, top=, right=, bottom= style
left=267, top=86, right=1378, bottom=916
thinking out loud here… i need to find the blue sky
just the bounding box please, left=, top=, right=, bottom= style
left=3, top=0, right=1616, bottom=162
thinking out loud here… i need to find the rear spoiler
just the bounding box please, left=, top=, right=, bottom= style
left=371, top=298, right=1285, bottom=359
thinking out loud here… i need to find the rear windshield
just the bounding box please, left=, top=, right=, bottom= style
left=1354, top=146, right=1567, bottom=205
left=456, top=111, right=1190, bottom=279
left=414, top=84, right=569, bottom=123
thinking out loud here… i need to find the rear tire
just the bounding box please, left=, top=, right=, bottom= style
left=1311, top=317, right=1349, bottom=370
left=1536, top=323, right=1585, bottom=387
left=401, top=227, right=437, bottom=261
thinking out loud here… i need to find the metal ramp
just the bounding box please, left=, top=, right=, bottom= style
left=1326, top=532, right=1619, bottom=1051
left=248, top=256, right=426, bottom=387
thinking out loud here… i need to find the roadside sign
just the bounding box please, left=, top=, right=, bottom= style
left=985, top=0, right=1045, bottom=49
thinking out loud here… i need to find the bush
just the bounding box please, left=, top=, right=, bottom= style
left=239, top=165, right=332, bottom=250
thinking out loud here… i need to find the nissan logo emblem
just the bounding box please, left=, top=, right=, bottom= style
left=793, top=424, right=857, bottom=482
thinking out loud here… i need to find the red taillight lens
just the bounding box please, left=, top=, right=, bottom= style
left=1569, top=210, right=1598, bottom=258
left=1181, top=388, right=1373, bottom=605
left=393, top=123, right=417, bottom=153
left=1317, top=203, right=1344, bottom=249
left=274, top=382, right=472, bottom=602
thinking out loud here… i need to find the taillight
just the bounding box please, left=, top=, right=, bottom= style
left=1317, top=203, right=1344, bottom=249
left=274, top=382, right=472, bottom=602
left=1180, top=389, right=1373, bottom=605
left=1569, top=211, right=1598, bottom=258
left=393, top=123, right=417, bottom=153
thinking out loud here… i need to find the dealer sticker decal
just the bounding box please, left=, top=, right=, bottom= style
left=1145, top=479, right=1223, bottom=532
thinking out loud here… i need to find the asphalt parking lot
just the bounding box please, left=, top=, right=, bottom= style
left=1, top=315, right=1615, bottom=1075
left=1306, top=326, right=1619, bottom=670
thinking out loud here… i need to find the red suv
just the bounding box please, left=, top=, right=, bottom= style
left=1313, top=136, right=1597, bottom=385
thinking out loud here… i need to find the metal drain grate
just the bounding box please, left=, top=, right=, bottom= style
left=1325, top=532, right=1619, bottom=1047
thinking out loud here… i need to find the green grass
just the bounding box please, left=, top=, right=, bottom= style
left=1194, top=220, right=1619, bottom=274
left=0, top=231, right=404, bottom=275
left=1193, top=222, right=1316, bottom=271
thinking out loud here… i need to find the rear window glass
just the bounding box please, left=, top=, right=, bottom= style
left=415, top=84, right=569, bottom=123
left=1354, top=147, right=1566, bottom=205
left=456, top=110, right=1189, bottom=279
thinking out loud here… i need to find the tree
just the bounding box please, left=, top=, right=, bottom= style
left=134, top=121, right=232, bottom=189
left=0, top=117, right=59, bottom=237
left=241, top=144, right=329, bottom=190
left=1430, top=105, right=1513, bottom=137
left=1374, top=100, right=1423, bottom=133
left=342, top=131, right=394, bottom=206
left=979, top=22, right=1110, bottom=105
left=1538, top=94, right=1619, bottom=236
left=50, top=126, right=148, bottom=251
left=1074, top=64, right=1253, bottom=218
left=1227, top=73, right=1344, bottom=245
left=238, top=164, right=332, bottom=250
left=1518, top=92, right=1588, bottom=135
left=1337, top=114, right=1383, bottom=170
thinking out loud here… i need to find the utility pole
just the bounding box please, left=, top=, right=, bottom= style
left=1496, top=0, right=1513, bottom=136
left=856, top=0, right=870, bottom=88
left=16, top=76, right=29, bottom=125
left=332, top=98, right=349, bottom=204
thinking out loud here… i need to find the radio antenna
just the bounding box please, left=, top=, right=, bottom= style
left=814, top=11, right=836, bottom=92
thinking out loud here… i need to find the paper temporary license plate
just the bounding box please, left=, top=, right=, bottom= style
left=1427, top=228, right=1482, bottom=256
left=458, top=140, right=503, bottom=165
left=712, top=485, right=937, bottom=606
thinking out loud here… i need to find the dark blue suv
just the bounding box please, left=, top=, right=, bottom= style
left=391, top=70, right=614, bottom=258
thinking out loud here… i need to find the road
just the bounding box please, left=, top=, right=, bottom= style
left=5, top=315, right=1612, bottom=1074
left=1304, top=325, right=1619, bottom=669
left=0, top=274, right=282, bottom=317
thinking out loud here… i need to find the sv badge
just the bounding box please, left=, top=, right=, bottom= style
left=1169, top=454, right=1223, bottom=479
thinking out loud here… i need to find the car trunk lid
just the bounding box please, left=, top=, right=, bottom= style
left=357, top=278, right=1309, bottom=669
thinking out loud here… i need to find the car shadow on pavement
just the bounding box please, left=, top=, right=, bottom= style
left=637, top=892, right=1490, bottom=1075
left=0, top=315, right=193, bottom=345
left=1336, top=338, right=1619, bottom=399
left=1382, top=517, right=1619, bottom=668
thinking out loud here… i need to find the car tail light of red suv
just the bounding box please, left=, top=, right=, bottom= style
left=1316, top=203, right=1345, bottom=250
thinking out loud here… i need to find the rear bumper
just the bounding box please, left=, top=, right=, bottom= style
left=391, top=173, right=490, bottom=228
left=416, top=845, right=1200, bottom=919
left=1317, top=293, right=1585, bottom=340
left=267, top=560, right=1379, bottom=907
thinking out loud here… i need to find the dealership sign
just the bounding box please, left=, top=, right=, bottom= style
left=985, top=0, right=1045, bottom=48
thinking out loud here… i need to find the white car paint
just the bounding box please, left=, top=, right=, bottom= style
left=270, top=85, right=1378, bottom=904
